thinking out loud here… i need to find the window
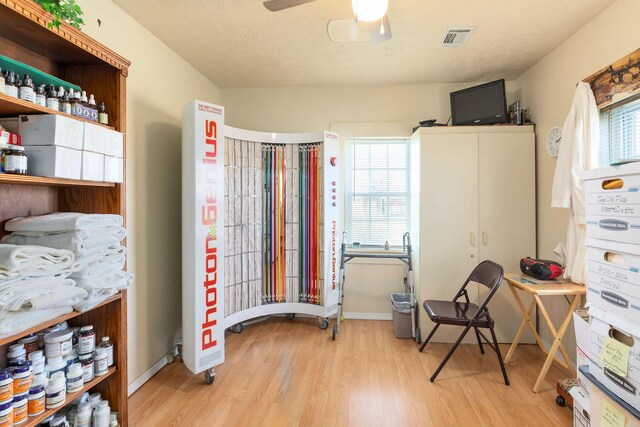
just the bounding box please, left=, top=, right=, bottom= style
left=600, top=96, right=640, bottom=166
left=345, top=138, right=410, bottom=247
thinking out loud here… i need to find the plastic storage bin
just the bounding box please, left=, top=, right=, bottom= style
left=391, top=293, right=414, bottom=339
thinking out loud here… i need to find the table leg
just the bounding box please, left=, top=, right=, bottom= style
left=532, top=294, right=580, bottom=393
left=534, top=294, right=577, bottom=374
left=504, top=285, right=546, bottom=364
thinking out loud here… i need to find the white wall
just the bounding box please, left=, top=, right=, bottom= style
left=516, top=0, right=640, bottom=358
left=77, top=0, right=221, bottom=387
left=222, top=82, right=518, bottom=321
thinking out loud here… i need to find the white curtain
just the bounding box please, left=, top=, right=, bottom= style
left=551, top=82, right=600, bottom=284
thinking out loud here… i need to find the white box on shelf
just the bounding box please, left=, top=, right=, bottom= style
left=588, top=306, right=640, bottom=409
left=25, top=146, right=82, bottom=180
left=574, top=311, right=593, bottom=395
left=583, top=162, right=640, bottom=244
left=104, top=155, right=123, bottom=183
left=18, top=114, right=84, bottom=150
left=100, top=127, right=124, bottom=158
left=587, top=238, right=640, bottom=324
left=82, top=151, right=104, bottom=181
left=83, top=122, right=102, bottom=153
left=569, top=385, right=591, bottom=427
left=589, top=373, right=640, bottom=427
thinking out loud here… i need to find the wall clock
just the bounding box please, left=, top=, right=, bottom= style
left=546, top=127, right=562, bottom=157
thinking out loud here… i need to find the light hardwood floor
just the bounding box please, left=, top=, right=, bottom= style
left=129, top=318, right=573, bottom=426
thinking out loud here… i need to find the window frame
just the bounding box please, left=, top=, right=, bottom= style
left=599, top=94, right=640, bottom=167
left=344, top=137, right=411, bottom=249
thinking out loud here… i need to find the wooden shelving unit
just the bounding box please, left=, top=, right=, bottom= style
left=0, top=1, right=130, bottom=425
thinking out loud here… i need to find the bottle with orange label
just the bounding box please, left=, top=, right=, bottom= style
left=0, top=370, right=12, bottom=404
left=11, top=363, right=31, bottom=396
left=27, top=385, right=45, bottom=417
left=12, top=394, right=28, bottom=425
left=0, top=401, right=13, bottom=426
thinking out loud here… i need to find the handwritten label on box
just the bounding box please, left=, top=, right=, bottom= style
left=601, top=336, right=630, bottom=377
left=601, top=398, right=626, bottom=427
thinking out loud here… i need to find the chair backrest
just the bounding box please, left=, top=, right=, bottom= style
left=464, top=260, right=504, bottom=311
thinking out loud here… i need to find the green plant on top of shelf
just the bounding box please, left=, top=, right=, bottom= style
left=32, top=0, right=84, bottom=29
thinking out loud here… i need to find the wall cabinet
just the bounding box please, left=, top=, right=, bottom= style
left=415, top=125, right=536, bottom=343
left=0, top=1, right=130, bottom=425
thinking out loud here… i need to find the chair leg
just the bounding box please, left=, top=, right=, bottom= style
left=489, top=326, right=510, bottom=386
left=474, top=327, right=485, bottom=354
left=419, top=324, right=440, bottom=352
left=429, top=325, right=473, bottom=383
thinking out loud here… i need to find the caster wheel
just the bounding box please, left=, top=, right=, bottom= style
left=231, top=323, right=244, bottom=334
left=415, top=328, right=421, bottom=344
left=286, top=313, right=296, bottom=320
left=555, top=395, right=565, bottom=407
left=332, top=324, right=338, bottom=340
left=205, top=369, right=216, bottom=385
left=318, top=319, right=329, bottom=330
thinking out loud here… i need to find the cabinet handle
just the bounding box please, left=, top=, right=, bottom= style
left=482, top=231, right=488, bottom=246
left=470, top=232, right=476, bottom=247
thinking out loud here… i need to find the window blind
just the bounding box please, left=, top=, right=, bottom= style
left=345, top=139, right=410, bottom=247
left=600, top=96, right=640, bottom=166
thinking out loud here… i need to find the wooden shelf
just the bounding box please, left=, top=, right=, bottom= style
left=24, top=367, right=117, bottom=426
left=0, top=294, right=121, bottom=346
left=0, top=173, right=116, bottom=188
left=0, top=93, right=115, bottom=130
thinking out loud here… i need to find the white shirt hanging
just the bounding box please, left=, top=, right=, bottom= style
left=551, top=82, right=599, bottom=284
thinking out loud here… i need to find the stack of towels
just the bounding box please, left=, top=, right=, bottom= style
left=0, top=244, right=84, bottom=338
left=2, top=212, right=133, bottom=316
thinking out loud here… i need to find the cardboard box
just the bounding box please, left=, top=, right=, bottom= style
left=569, top=385, right=591, bottom=427
left=588, top=372, right=640, bottom=427
left=103, top=155, right=123, bottom=183
left=81, top=151, right=104, bottom=181
left=18, top=115, right=83, bottom=150
left=25, top=146, right=82, bottom=180
left=587, top=238, right=640, bottom=324
left=583, top=162, right=640, bottom=244
left=589, top=306, right=640, bottom=409
left=100, top=127, right=123, bottom=158
left=574, top=311, right=593, bottom=395
left=83, top=122, right=102, bottom=153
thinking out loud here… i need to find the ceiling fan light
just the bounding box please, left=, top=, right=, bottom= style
left=352, top=0, right=388, bottom=22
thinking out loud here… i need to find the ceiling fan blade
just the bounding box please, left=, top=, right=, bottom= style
left=369, top=14, right=391, bottom=43
left=263, top=0, right=318, bottom=12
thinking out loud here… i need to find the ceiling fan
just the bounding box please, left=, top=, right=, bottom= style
left=263, top=0, right=392, bottom=43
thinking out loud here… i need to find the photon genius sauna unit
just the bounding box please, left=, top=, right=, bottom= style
left=182, top=101, right=340, bottom=382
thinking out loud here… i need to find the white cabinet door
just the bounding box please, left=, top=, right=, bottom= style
left=478, top=132, right=536, bottom=343
left=420, top=133, right=479, bottom=342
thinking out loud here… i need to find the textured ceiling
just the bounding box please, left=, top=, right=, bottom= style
left=111, top=0, right=615, bottom=88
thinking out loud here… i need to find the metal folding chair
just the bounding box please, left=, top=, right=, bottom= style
left=418, top=260, right=510, bottom=385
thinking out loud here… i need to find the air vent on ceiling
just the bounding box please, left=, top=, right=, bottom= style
left=440, top=27, right=476, bottom=48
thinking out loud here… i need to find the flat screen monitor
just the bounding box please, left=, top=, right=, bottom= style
left=450, top=79, right=507, bottom=126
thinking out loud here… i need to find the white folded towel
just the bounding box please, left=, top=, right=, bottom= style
left=5, top=212, right=123, bottom=233
left=12, top=226, right=126, bottom=240
left=73, top=289, right=118, bottom=312
left=0, top=244, right=74, bottom=278
left=2, top=231, right=123, bottom=257
left=0, top=276, right=87, bottom=312
left=0, top=307, right=73, bottom=338
left=71, top=246, right=126, bottom=277
left=75, top=270, right=133, bottom=293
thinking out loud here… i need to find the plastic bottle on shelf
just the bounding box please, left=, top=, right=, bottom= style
left=99, top=337, right=114, bottom=367
left=28, top=350, right=45, bottom=376
left=0, top=67, right=5, bottom=94
left=4, top=71, right=18, bottom=98
left=66, top=363, right=83, bottom=393
left=27, top=384, right=45, bottom=417
left=44, top=372, right=66, bottom=409
left=60, top=92, right=71, bottom=115
left=88, top=94, right=98, bottom=121
left=34, top=84, right=46, bottom=106
left=0, top=401, right=12, bottom=426
left=93, top=400, right=110, bottom=427
left=46, top=85, right=59, bottom=111
left=4, top=146, right=27, bottom=175
left=7, top=344, right=27, bottom=367
left=11, top=394, right=27, bottom=425
left=74, top=402, right=91, bottom=427
left=98, top=102, right=109, bottom=125
left=19, top=74, right=35, bottom=103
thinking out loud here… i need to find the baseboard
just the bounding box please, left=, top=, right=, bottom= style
left=342, top=312, right=392, bottom=320
left=128, top=346, right=178, bottom=396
